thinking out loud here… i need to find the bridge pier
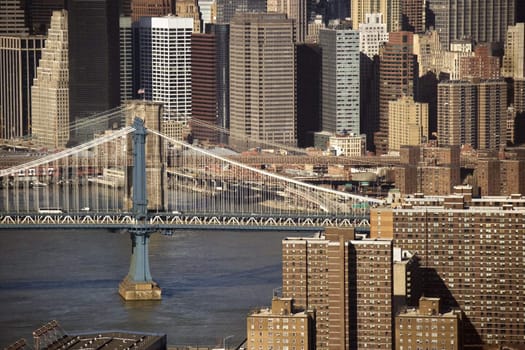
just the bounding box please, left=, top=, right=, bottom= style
left=119, top=117, right=161, bottom=301
left=119, top=228, right=161, bottom=300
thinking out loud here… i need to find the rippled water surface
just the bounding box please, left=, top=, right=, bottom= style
left=0, top=229, right=309, bottom=347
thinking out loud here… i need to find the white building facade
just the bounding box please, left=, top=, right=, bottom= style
left=31, top=10, right=69, bottom=149
left=359, top=13, right=389, bottom=58
left=329, top=133, right=366, bottom=156
left=139, top=16, right=193, bottom=122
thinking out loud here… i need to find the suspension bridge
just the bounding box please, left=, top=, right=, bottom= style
left=0, top=102, right=384, bottom=300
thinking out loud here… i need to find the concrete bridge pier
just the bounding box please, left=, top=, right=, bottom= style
left=119, top=117, right=161, bottom=301
left=119, top=228, right=161, bottom=300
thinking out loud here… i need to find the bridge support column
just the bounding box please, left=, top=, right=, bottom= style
left=119, top=117, right=161, bottom=301
left=119, top=229, right=161, bottom=300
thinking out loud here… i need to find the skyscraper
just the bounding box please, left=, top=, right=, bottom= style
left=26, top=0, right=66, bottom=35
left=427, top=0, right=516, bottom=50
left=67, top=0, right=120, bottom=142
left=207, top=23, right=230, bottom=139
left=139, top=16, right=193, bottom=121
left=31, top=10, right=69, bottom=148
left=215, top=0, right=267, bottom=24
left=267, top=0, right=307, bottom=42
left=229, top=13, right=296, bottom=146
left=119, top=16, right=133, bottom=103
left=376, top=31, right=415, bottom=154
left=351, top=0, right=382, bottom=30
left=359, top=13, right=388, bottom=149
left=131, top=0, right=175, bottom=22
left=351, top=0, right=400, bottom=32
left=191, top=32, right=218, bottom=143
left=0, top=35, right=44, bottom=139
left=297, top=43, right=321, bottom=147
left=0, top=0, right=28, bottom=35
left=319, top=25, right=360, bottom=135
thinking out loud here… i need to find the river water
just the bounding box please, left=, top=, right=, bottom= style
left=0, top=228, right=310, bottom=347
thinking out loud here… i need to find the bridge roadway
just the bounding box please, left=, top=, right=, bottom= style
left=0, top=212, right=371, bottom=231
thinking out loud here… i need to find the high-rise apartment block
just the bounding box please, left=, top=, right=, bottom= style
left=437, top=80, right=478, bottom=148
left=131, top=0, right=175, bottom=22
left=400, top=0, right=424, bottom=33
left=393, top=248, right=422, bottom=314
left=190, top=32, right=218, bottom=143
left=371, top=193, right=525, bottom=345
left=393, top=145, right=461, bottom=195
left=0, top=35, right=44, bottom=139
left=388, top=96, right=428, bottom=151
left=437, top=79, right=507, bottom=150
left=319, top=25, right=360, bottom=135
left=475, top=149, right=525, bottom=196
left=31, top=10, right=69, bottom=148
left=229, top=13, right=296, bottom=146
left=376, top=31, right=415, bottom=154
left=477, top=79, right=507, bottom=150
left=282, top=229, right=393, bottom=350
left=267, top=0, right=307, bottom=42
left=247, top=297, right=314, bottom=350
left=428, top=0, right=515, bottom=50
left=0, top=0, right=28, bottom=35
left=176, top=0, right=202, bottom=33
left=139, top=16, right=193, bottom=122
left=502, top=22, right=525, bottom=79
left=395, top=297, right=462, bottom=350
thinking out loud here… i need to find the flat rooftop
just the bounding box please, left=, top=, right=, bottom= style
left=44, top=332, right=166, bottom=350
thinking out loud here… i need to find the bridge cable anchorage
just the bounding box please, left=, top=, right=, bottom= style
left=148, top=128, right=385, bottom=207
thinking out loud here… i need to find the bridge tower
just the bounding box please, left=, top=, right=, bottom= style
left=119, top=117, right=162, bottom=300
